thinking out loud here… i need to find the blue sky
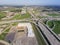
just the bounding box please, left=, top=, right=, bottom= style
left=0, top=0, right=60, bottom=5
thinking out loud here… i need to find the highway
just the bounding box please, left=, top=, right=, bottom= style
left=0, top=18, right=39, bottom=24
left=28, top=10, right=60, bottom=45
left=0, top=10, right=60, bottom=45
left=47, top=17, right=60, bottom=20
left=38, top=22, right=60, bottom=45
left=0, top=19, right=29, bottom=24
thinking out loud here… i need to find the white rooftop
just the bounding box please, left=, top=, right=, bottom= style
left=18, top=23, right=35, bottom=37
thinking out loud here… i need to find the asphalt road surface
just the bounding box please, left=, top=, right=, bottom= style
left=38, top=22, right=60, bottom=45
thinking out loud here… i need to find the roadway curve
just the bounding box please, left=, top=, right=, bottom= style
left=38, top=22, right=60, bottom=45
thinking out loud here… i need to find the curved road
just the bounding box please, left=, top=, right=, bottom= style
left=38, top=22, right=60, bottom=45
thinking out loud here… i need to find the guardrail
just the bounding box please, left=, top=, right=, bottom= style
left=45, top=25, right=60, bottom=41
left=42, top=23, right=60, bottom=42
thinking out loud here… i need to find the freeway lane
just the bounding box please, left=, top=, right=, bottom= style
left=0, top=18, right=39, bottom=24
left=38, top=22, right=60, bottom=45
left=0, top=19, right=29, bottom=24
left=28, top=10, right=60, bottom=45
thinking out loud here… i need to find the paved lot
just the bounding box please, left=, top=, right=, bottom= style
left=13, top=35, right=38, bottom=45
left=11, top=23, right=38, bottom=45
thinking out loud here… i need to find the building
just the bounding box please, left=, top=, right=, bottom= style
left=16, top=25, right=28, bottom=36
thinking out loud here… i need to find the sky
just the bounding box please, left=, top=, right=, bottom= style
left=0, top=0, right=60, bottom=5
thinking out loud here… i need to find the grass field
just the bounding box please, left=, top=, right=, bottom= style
left=13, top=13, right=31, bottom=20
left=52, top=21, right=60, bottom=34
left=0, top=33, right=8, bottom=40
left=0, top=27, right=10, bottom=40
left=46, top=21, right=54, bottom=28
left=46, top=21, right=60, bottom=34
left=0, top=12, right=6, bottom=19
left=32, top=23, right=46, bottom=45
